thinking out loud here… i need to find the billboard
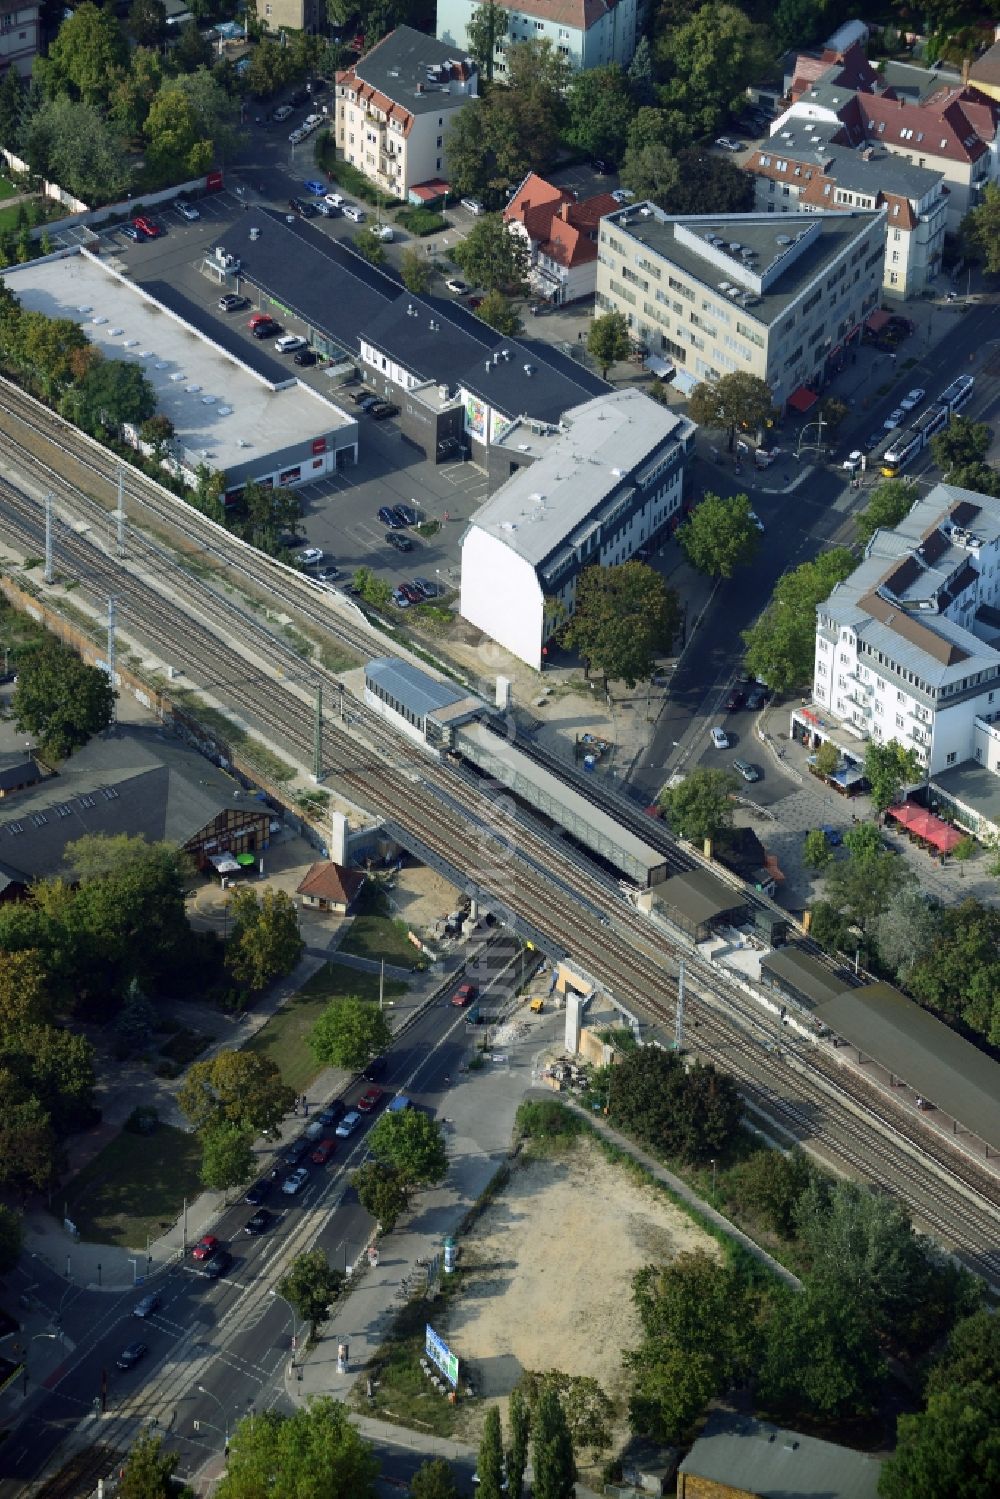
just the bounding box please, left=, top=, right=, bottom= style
left=425, top=1324, right=459, bottom=1387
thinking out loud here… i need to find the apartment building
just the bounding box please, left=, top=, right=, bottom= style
left=0, top=0, right=40, bottom=78
left=594, top=206, right=884, bottom=414
left=460, top=390, right=694, bottom=669
left=436, top=0, right=638, bottom=75
left=743, top=120, right=947, bottom=298
left=504, top=171, right=619, bottom=303
left=336, top=26, right=478, bottom=201
left=812, top=483, right=1000, bottom=777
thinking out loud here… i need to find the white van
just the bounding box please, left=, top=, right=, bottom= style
left=275, top=334, right=307, bottom=354
left=342, top=204, right=365, bottom=222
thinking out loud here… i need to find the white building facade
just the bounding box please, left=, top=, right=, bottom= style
left=812, top=484, right=1000, bottom=776
left=460, top=390, right=693, bottom=669
left=436, top=0, right=637, bottom=74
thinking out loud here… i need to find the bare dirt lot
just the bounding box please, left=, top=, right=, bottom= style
left=445, top=1139, right=719, bottom=1453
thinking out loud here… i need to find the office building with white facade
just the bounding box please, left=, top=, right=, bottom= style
left=460, top=389, right=694, bottom=669
left=595, top=205, right=884, bottom=414
left=437, top=0, right=638, bottom=75
left=335, top=26, right=478, bottom=202
left=811, top=484, right=1000, bottom=778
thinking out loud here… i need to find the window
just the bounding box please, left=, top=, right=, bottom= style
left=946, top=751, right=957, bottom=765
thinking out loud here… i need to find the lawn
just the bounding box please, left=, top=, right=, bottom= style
left=0, top=178, right=19, bottom=202
left=338, top=886, right=427, bottom=968
left=63, top=1123, right=204, bottom=1248
left=245, top=960, right=407, bottom=1092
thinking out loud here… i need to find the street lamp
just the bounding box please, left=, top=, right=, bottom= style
left=196, top=1385, right=230, bottom=1445
left=268, top=1288, right=301, bottom=1364
left=710, top=1158, right=717, bottom=1197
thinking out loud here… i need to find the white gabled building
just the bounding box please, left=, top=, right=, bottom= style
left=460, top=389, right=693, bottom=670
left=437, top=0, right=638, bottom=75
left=811, top=483, right=1000, bottom=777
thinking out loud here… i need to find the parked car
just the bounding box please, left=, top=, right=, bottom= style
left=369, top=223, right=393, bottom=241
left=282, top=1139, right=311, bottom=1167
left=201, top=1249, right=233, bottom=1279
left=710, top=726, right=730, bottom=750
left=120, top=224, right=146, bottom=242
left=273, top=104, right=293, bottom=122
left=461, top=197, right=484, bottom=215
left=370, top=402, right=399, bottom=420
left=899, top=387, right=926, bottom=412
left=413, top=577, right=438, bottom=599
left=842, top=449, right=864, bottom=473
left=715, top=136, right=743, bottom=152
left=883, top=407, right=906, bottom=430
left=468, top=295, right=484, bottom=310
left=316, top=201, right=340, bottom=218
left=325, top=192, right=345, bottom=208
left=364, top=1056, right=386, bottom=1081
left=315, top=565, right=340, bottom=582
left=282, top=1167, right=310, bottom=1195
left=452, top=981, right=477, bottom=1007
left=177, top=202, right=200, bottom=221
left=724, top=688, right=745, bottom=711
left=399, top=583, right=423, bottom=605
left=294, top=348, right=318, bottom=366
left=304, top=179, right=327, bottom=195
left=357, top=1087, right=384, bottom=1113
left=275, top=334, right=307, bottom=354
left=219, top=293, right=249, bottom=312
left=746, top=686, right=767, bottom=711
left=445, top=278, right=467, bottom=294
left=295, top=546, right=324, bottom=565
left=342, top=204, right=365, bottom=222
left=386, top=532, right=413, bottom=552
left=244, top=1209, right=272, bottom=1234
left=319, top=1099, right=347, bottom=1126
left=133, top=217, right=163, bottom=238
left=610, top=188, right=634, bottom=204
left=391, top=587, right=412, bottom=609
left=116, top=1342, right=148, bottom=1370
left=379, top=505, right=404, bottom=528
left=335, top=1110, right=362, bottom=1138
left=393, top=503, right=418, bottom=526
left=733, top=759, right=761, bottom=783
left=191, top=1234, right=220, bottom=1262
left=244, top=1179, right=270, bottom=1205
left=133, top=1293, right=160, bottom=1319
left=311, top=1138, right=337, bottom=1165
left=252, top=319, right=281, bottom=339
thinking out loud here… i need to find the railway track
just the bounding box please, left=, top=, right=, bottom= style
left=1, top=381, right=999, bottom=1283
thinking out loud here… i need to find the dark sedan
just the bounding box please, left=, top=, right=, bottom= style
left=379, top=505, right=405, bottom=528
left=393, top=503, right=419, bottom=526
left=386, top=532, right=413, bottom=552
left=201, top=1249, right=234, bottom=1279
left=244, top=1209, right=272, bottom=1235
left=251, top=319, right=281, bottom=339
left=116, top=1342, right=148, bottom=1370
left=723, top=688, right=745, bottom=711
left=245, top=1179, right=270, bottom=1205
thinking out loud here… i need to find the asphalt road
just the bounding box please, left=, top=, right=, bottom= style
left=628, top=294, right=1000, bottom=802
left=0, top=959, right=516, bottom=1488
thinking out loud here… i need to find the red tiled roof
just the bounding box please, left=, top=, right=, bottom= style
left=506, top=176, right=616, bottom=268
left=853, top=91, right=990, bottom=164
left=296, top=862, right=366, bottom=905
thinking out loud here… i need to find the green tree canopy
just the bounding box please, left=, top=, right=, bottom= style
left=0, top=1202, right=23, bottom=1274
left=41, top=3, right=128, bottom=108
left=119, top=1431, right=181, bottom=1499
left=367, top=1109, right=448, bottom=1186
left=873, top=886, right=941, bottom=986
left=350, top=1160, right=410, bottom=1232
left=466, top=2, right=508, bottom=83
left=606, top=1046, right=742, bottom=1162
left=679, top=491, right=759, bottom=578
left=128, top=0, right=167, bottom=47
left=906, top=898, right=1000, bottom=1045
left=453, top=214, right=529, bottom=292
left=689, top=371, right=775, bottom=451
left=963, top=181, right=1000, bottom=274
left=586, top=310, right=631, bottom=377
left=177, top=1050, right=295, bottom=1137
left=855, top=478, right=919, bottom=546
left=667, top=147, right=755, bottom=213
left=477, top=1406, right=506, bottom=1499
left=200, top=1121, right=256, bottom=1192
left=930, top=414, right=991, bottom=478
left=476, top=289, right=521, bottom=336
left=143, top=83, right=213, bottom=180
left=743, top=547, right=855, bottom=694
left=531, top=1385, right=576, bottom=1499
left=12, top=638, right=115, bottom=760
left=660, top=767, right=739, bottom=845
left=561, top=562, right=680, bottom=690
left=217, top=1395, right=378, bottom=1499
left=863, top=741, right=922, bottom=815
left=515, top=1370, right=614, bottom=1461
left=400, top=246, right=432, bottom=294
left=277, top=1250, right=344, bottom=1335
left=22, top=96, right=132, bottom=204
left=803, top=826, right=834, bottom=872
left=309, top=997, right=393, bottom=1072
left=721, top=1146, right=814, bottom=1238
left=71, top=356, right=157, bottom=435
left=758, top=1281, right=886, bottom=1420
left=656, top=2, right=772, bottom=138
left=565, top=64, right=636, bottom=166
left=225, top=887, right=304, bottom=993
left=506, top=1385, right=531, bottom=1498
left=410, top=1459, right=460, bottom=1499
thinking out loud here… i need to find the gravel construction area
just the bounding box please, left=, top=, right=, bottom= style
left=445, top=1140, right=718, bottom=1452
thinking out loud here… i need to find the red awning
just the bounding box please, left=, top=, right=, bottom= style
left=866, top=309, right=892, bottom=332
left=888, top=803, right=964, bottom=853
left=787, top=386, right=818, bottom=413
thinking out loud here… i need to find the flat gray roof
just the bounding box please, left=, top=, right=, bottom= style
left=679, top=1411, right=882, bottom=1499
left=1, top=249, right=353, bottom=474
left=814, top=982, right=1000, bottom=1151
left=658, top=868, right=746, bottom=926
left=365, top=658, right=471, bottom=719
left=760, top=947, right=847, bottom=1009
left=604, top=205, right=881, bottom=328
left=352, top=24, right=475, bottom=116
left=469, top=390, right=691, bottom=567
left=931, top=760, right=1000, bottom=829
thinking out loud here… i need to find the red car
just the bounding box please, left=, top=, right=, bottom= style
left=451, top=981, right=478, bottom=1007
left=311, top=1138, right=336, bottom=1165
left=248, top=313, right=272, bottom=329
left=191, top=1234, right=220, bottom=1261
left=132, top=217, right=163, bottom=238
left=357, top=1086, right=383, bottom=1113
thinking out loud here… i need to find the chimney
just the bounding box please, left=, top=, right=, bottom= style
left=560, top=202, right=571, bottom=221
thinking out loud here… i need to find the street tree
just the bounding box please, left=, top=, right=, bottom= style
left=565, top=65, right=636, bottom=166
left=40, top=3, right=128, bottom=108
left=561, top=562, right=680, bottom=690
left=177, top=1050, right=295, bottom=1138
left=943, top=461, right=1000, bottom=496
left=352, top=231, right=386, bottom=266
left=445, top=96, right=528, bottom=205
left=475, top=289, right=521, bottom=336
left=350, top=1160, right=410, bottom=1232
left=0, top=1203, right=22, bottom=1273
left=0, top=1085, right=58, bottom=1191
left=586, top=311, right=631, bottom=377
left=143, top=83, right=212, bottom=180
left=931, top=414, right=991, bottom=477
left=466, top=2, right=508, bottom=83
left=119, top=1432, right=181, bottom=1499
left=963, top=181, right=1000, bottom=274
left=660, top=767, right=739, bottom=846
left=12, top=638, right=115, bottom=760
left=127, top=0, right=167, bottom=47
left=173, top=67, right=243, bottom=167
left=351, top=567, right=393, bottom=609
left=453, top=214, right=529, bottom=292
left=277, top=1251, right=345, bottom=1337
left=824, top=841, right=913, bottom=949
left=218, top=1395, right=378, bottom=1499
left=477, top=1407, right=505, bottom=1499
left=814, top=740, right=840, bottom=778
left=906, top=898, right=1000, bottom=1045
left=874, top=887, right=941, bottom=985
left=619, top=139, right=681, bottom=205
left=689, top=372, right=775, bottom=451
left=410, top=1459, right=460, bottom=1499
left=139, top=413, right=175, bottom=457
left=863, top=741, right=922, bottom=816
left=309, top=997, right=393, bottom=1072
left=200, top=1121, right=256, bottom=1192
left=400, top=246, right=432, bottom=295
left=679, top=492, right=760, bottom=578
left=225, top=887, right=304, bottom=993
left=531, top=1385, right=576, bottom=1499
left=855, top=479, right=918, bottom=546
left=515, top=1371, right=613, bottom=1460
left=657, top=3, right=770, bottom=139
left=743, top=547, right=855, bottom=694
left=506, top=1385, right=531, bottom=1498
left=803, top=828, right=833, bottom=872
left=758, top=1281, right=886, bottom=1420
left=367, top=1109, right=448, bottom=1186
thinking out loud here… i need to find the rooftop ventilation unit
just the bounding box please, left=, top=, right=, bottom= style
left=718, top=280, right=732, bottom=291
left=186, top=384, right=202, bottom=393
left=726, top=286, right=740, bottom=298
left=776, top=234, right=792, bottom=245
left=155, top=360, right=169, bottom=369
left=92, top=315, right=107, bottom=325
left=169, top=372, right=185, bottom=382
left=523, top=363, right=535, bottom=375
left=76, top=305, right=92, bottom=313
left=217, top=405, right=233, bottom=415
left=123, top=339, right=139, bottom=348
left=728, top=242, right=741, bottom=252
left=502, top=349, right=511, bottom=360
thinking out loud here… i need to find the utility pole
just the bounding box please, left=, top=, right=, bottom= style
left=43, top=492, right=53, bottom=584
left=674, top=959, right=685, bottom=1051
left=106, top=597, right=117, bottom=725
left=379, top=957, right=384, bottom=1011
left=116, top=467, right=126, bottom=559
left=313, top=683, right=323, bottom=783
